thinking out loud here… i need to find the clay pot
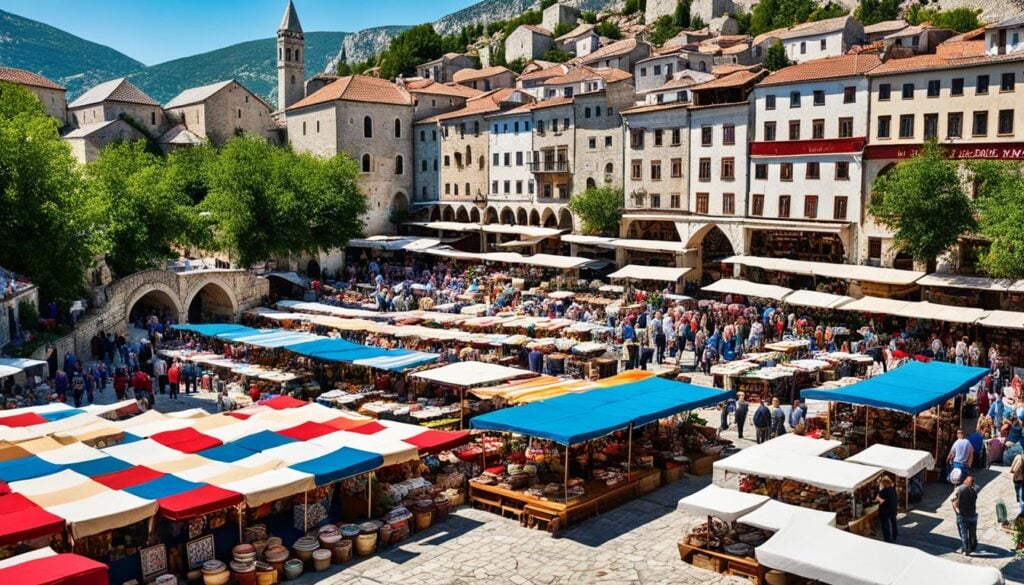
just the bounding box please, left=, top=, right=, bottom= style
left=331, top=540, right=352, bottom=563
left=283, top=559, right=304, bottom=581
left=312, top=548, right=332, bottom=572
left=202, top=569, right=230, bottom=585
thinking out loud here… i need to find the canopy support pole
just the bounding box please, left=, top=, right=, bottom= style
left=304, top=490, right=309, bottom=533
left=238, top=503, right=244, bottom=542
left=626, top=423, right=634, bottom=482
left=460, top=387, right=465, bottom=430
left=865, top=407, right=870, bottom=450
left=564, top=444, right=570, bottom=503
left=367, top=473, right=373, bottom=518
left=913, top=415, right=917, bottom=450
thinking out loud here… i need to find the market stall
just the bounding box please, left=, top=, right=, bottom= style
left=846, top=444, right=935, bottom=512
left=0, top=547, right=108, bottom=585
left=409, top=361, right=538, bottom=429
left=701, top=279, right=793, bottom=302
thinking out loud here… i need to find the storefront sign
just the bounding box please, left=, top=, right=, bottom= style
left=750, top=137, right=866, bottom=156
left=865, top=143, right=1024, bottom=160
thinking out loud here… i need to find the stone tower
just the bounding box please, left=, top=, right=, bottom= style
left=277, top=0, right=305, bottom=111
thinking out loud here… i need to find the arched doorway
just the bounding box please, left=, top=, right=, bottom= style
left=187, top=282, right=236, bottom=324
left=541, top=208, right=557, bottom=228
left=517, top=208, right=528, bottom=225
left=306, top=259, right=321, bottom=278
left=429, top=205, right=441, bottom=221
left=558, top=209, right=573, bottom=231
left=529, top=209, right=540, bottom=226
left=485, top=207, right=499, bottom=224
left=626, top=220, right=681, bottom=241
left=455, top=207, right=470, bottom=222
left=701, top=226, right=734, bottom=263
left=127, top=288, right=181, bottom=330
left=586, top=177, right=596, bottom=189
left=442, top=206, right=455, bottom=221
left=469, top=207, right=481, bottom=223
left=499, top=207, right=514, bottom=225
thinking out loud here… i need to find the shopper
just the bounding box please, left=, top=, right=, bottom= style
left=70, top=369, right=85, bottom=408
left=734, top=392, right=749, bottom=440
left=753, top=401, right=771, bottom=444
left=947, top=429, right=974, bottom=482
left=788, top=399, right=806, bottom=432
left=770, top=397, right=786, bottom=438
left=953, top=475, right=979, bottom=556
left=875, top=476, right=899, bottom=542
left=1012, top=450, right=1024, bottom=503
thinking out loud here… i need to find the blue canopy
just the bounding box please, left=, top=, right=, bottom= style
left=471, top=377, right=734, bottom=444
left=801, top=361, right=987, bottom=414
left=67, top=456, right=133, bottom=477
left=197, top=444, right=255, bottom=463
left=125, top=475, right=204, bottom=500
left=225, top=331, right=322, bottom=348
left=39, top=409, right=85, bottom=422
left=0, top=456, right=62, bottom=482
left=355, top=352, right=440, bottom=372
left=229, top=430, right=296, bottom=453
left=290, top=447, right=384, bottom=486
left=173, top=324, right=258, bottom=337
left=285, top=338, right=364, bottom=359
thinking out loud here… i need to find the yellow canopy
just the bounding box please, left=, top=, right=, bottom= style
left=594, top=370, right=657, bottom=387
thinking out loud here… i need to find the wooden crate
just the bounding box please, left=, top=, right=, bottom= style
left=689, top=453, right=718, bottom=476
left=662, top=464, right=686, bottom=484
left=691, top=552, right=724, bottom=573
left=637, top=470, right=662, bottom=494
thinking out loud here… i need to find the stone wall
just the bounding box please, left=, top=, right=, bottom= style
left=0, top=286, right=39, bottom=352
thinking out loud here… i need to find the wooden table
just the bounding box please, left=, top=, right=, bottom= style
left=469, top=468, right=662, bottom=531
left=677, top=542, right=766, bottom=584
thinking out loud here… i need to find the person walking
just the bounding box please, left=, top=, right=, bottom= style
left=182, top=361, right=196, bottom=394
left=788, top=399, right=806, bottom=433
left=70, top=369, right=85, bottom=408
left=153, top=356, right=168, bottom=395
left=753, top=401, right=771, bottom=444
left=770, top=397, right=786, bottom=438
left=734, top=392, right=749, bottom=439
left=113, top=367, right=129, bottom=401
left=875, top=476, right=899, bottom=542
left=167, top=360, right=181, bottom=400
left=1012, top=449, right=1024, bottom=504
left=953, top=475, right=979, bottom=556
left=947, top=429, right=974, bottom=482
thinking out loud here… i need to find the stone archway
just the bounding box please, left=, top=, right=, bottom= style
left=469, top=207, right=481, bottom=223
left=529, top=209, right=540, bottom=226
left=558, top=208, right=573, bottom=231
left=429, top=205, right=441, bottom=221
left=500, top=206, right=515, bottom=225
left=126, top=285, right=183, bottom=329
left=700, top=226, right=735, bottom=263
left=455, top=206, right=470, bottom=222
left=442, top=206, right=455, bottom=221
left=540, top=208, right=556, bottom=228
left=184, top=279, right=239, bottom=324
left=626, top=220, right=681, bottom=241
left=517, top=208, right=528, bottom=226
left=485, top=206, right=500, bottom=224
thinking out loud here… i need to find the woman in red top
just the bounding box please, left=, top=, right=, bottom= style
left=249, top=383, right=261, bottom=403
left=113, top=369, right=129, bottom=401
left=167, top=362, right=181, bottom=399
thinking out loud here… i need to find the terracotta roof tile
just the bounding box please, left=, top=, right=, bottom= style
left=409, top=81, right=482, bottom=98
left=517, top=65, right=568, bottom=82
left=690, top=69, right=763, bottom=91
left=869, top=50, right=1024, bottom=76
left=452, top=66, right=512, bottom=83
left=519, top=24, right=552, bottom=36
left=863, top=20, right=908, bottom=35
left=543, top=65, right=632, bottom=86
left=574, top=38, right=640, bottom=65
left=621, top=101, right=690, bottom=115
left=758, top=53, right=881, bottom=86
left=529, top=96, right=575, bottom=110
left=555, top=23, right=595, bottom=42
left=0, top=67, right=64, bottom=91
left=288, top=75, right=412, bottom=110
left=936, top=38, right=986, bottom=59
left=418, top=88, right=521, bottom=123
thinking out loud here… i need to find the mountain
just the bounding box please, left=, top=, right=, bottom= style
left=0, top=9, right=144, bottom=99
left=433, top=0, right=620, bottom=35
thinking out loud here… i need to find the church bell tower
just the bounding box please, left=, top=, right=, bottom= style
left=277, top=0, right=305, bottom=111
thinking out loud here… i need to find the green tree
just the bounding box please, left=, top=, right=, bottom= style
left=542, top=48, right=576, bottom=63
left=868, top=141, right=976, bottom=267
left=904, top=4, right=979, bottom=31
left=732, top=9, right=753, bottom=34
left=379, top=24, right=443, bottom=80
left=594, top=20, right=623, bottom=39
left=568, top=186, right=624, bottom=236
left=581, top=11, right=598, bottom=24
left=623, top=0, right=642, bottom=15
left=749, top=0, right=816, bottom=36
left=335, top=47, right=352, bottom=76
left=808, top=1, right=848, bottom=21
left=540, top=0, right=557, bottom=9
left=650, top=15, right=682, bottom=46
left=0, top=82, right=102, bottom=300
left=202, top=137, right=367, bottom=268
left=971, top=161, right=1024, bottom=278
left=673, top=0, right=692, bottom=27
left=553, top=22, right=576, bottom=37
left=764, top=41, right=791, bottom=70
left=854, top=0, right=901, bottom=26
left=690, top=15, right=706, bottom=29
left=506, top=57, right=527, bottom=74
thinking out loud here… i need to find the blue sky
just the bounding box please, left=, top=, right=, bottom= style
left=0, top=0, right=477, bottom=65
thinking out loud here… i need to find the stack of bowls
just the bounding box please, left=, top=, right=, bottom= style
left=255, top=561, right=277, bottom=585
left=202, top=560, right=229, bottom=585
left=292, top=536, right=319, bottom=564
left=312, top=548, right=332, bottom=572
left=318, top=525, right=341, bottom=548
left=230, top=559, right=257, bottom=585
left=283, top=559, right=304, bottom=581
left=339, top=524, right=361, bottom=546
left=266, top=536, right=283, bottom=549
left=264, top=544, right=289, bottom=581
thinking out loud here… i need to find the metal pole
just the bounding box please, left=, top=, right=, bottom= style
left=913, top=414, right=917, bottom=450
left=367, top=473, right=373, bottom=518
left=460, top=387, right=465, bottom=430
left=564, top=444, right=570, bottom=502
left=303, top=490, right=309, bottom=533
left=865, top=407, right=870, bottom=449
left=238, top=503, right=243, bottom=541
left=626, top=423, right=634, bottom=482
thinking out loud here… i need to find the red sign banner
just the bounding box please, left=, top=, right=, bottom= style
left=750, top=137, right=866, bottom=157
left=865, top=143, right=1024, bottom=160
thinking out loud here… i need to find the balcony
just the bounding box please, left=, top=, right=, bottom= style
left=528, top=160, right=571, bottom=174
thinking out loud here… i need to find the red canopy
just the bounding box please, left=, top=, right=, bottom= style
left=403, top=430, right=471, bottom=454
left=227, top=411, right=251, bottom=420
left=0, top=494, right=64, bottom=546
left=261, top=395, right=307, bottom=410
left=277, top=421, right=337, bottom=441
left=93, top=465, right=164, bottom=490
left=158, top=485, right=243, bottom=520
left=347, top=421, right=386, bottom=435
left=0, top=553, right=107, bottom=585
left=150, top=428, right=223, bottom=454
left=0, top=412, right=48, bottom=428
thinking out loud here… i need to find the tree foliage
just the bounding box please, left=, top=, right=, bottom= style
left=622, top=0, right=644, bottom=16
left=971, top=161, right=1024, bottom=278
left=905, top=5, right=981, bottom=33
left=335, top=47, right=352, bottom=76
left=764, top=41, right=791, bottom=71
left=868, top=141, right=976, bottom=265
left=808, top=1, right=848, bottom=21
left=506, top=57, right=527, bottom=74
left=650, top=15, right=682, bottom=46
left=853, top=0, right=901, bottom=26
left=0, top=82, right=102, bottom=300
left=542, top=48, right=576, bottom=63
left=731, top=9, right=753, bottom=34
left=581, top=11, right=598, bottom=24
left=674, top=0, right=692, bottom=28
left=553, top=22, right=576, bottom=38
left=568, top=186, right=624, bottom=236
left=379, top=24, right=443, bottom=80
left=594, top=21, right=622, bottom=39
left=749, top=0, right=816, bottom=36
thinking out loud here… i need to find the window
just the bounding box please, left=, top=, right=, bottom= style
left=640, top=67, right=647, bottom=77
left=516, top=151, right=524, bottom=166
left=631, top=159, right=642, bottom=180
left=973, top=111, right=988, bottom=136
left=670, top=194, right=681, bottom=208
left=723, top=193, right=736, bottom=215
left=835, top=161, right=849, bottom=180
left=789, top=120, right=801, bottom=140
left=654, top=129, right=663, bottom=146
left=605, top=162, right=613, bottom=175
left=951, top=78, right=964, bottom=96
left=701, top=125, right=713, bottom=146
left=395, top=155, right=403, bottom=175
left=899, top=114, right=914, bottom=138
left=606, top=135, right=613, bottom=147
left=361, top=154, right=371, bottom=173
left=765, top=94, right=776, bottom=110
left=868, top=238, right=882, bottom=260
left=671, top=158, right=682, bottom=178
left=977, top=75, right=989, bottom=94
left=843, top=86, right=856, bottom=103
left=514, top=121, right=520, bottom=132
left=805, top=162, right=820, bottom=180
left=878, top=83, right=891, bottom=100
left=584, top=107, right=591, bottom=119
left=790, top=91, right=801, bottom=108
left=834, top=196, right=848, bottom=220
left=696, top=193, right=709, bottom=214
left=927, top=80, right=940, bottom=97
left=443, top=155, right=450, bottom=167
left=302, top=121, right=306, bottom=135
left=493, top=153, right=499, bottom=166
left=723, top=124, right=735, bottom=145
left=780, top=163, right=793, bottom=181
left=421, top=159, right=427, bottom=172
left=800, top=41, right=806, bottom=54
left=721, top=158, right=735, bottom=180
left=1002, top=72, right=1015, bottom=92
left=445, top=183, right=450, bottom=195
left=563, top=117, right=570, bottom=129
left=630, top=129, right=644, bottom=148
left=316, top=120, right=320, bottom=133
left=503, top=153, right=511, bottom=166
left=924, top=113, right=938, bottom=139
left=596, top=106, right=602, bottom=116
left=394, top=118, right=402, bottom=138
left=588, top=137, right=597, bottom=149
left=754, top=163, right=768, bottom=180
left=420, top=130, right=426, bottom=142
left=363, top=116, right=373, bottom=138
left=812, top=119, right=825, bottom=139
left=503, top=181, right=510, bottom=194
left=698, top=158, right=711, bottom=181
left=491, top=180, right=498, bottom=194
left=876, top=115, right=891, bottom=139
left=778, top=195, right=791, bottom=218
left=804, top=195, right=818, bottom=219
left=763, top=121, right=777, bottom=141
left=751, top=194, right=765, bottom=216
left=813, top=90, right=825, bottom=106
left=651, top=160, right=662, bottom=180
left=671, top=128, right=681, bottom=145
left=650, top=194, right=661, bottom=208
left=947, top=112, right=963, bottom=138
left=838, top=117, right=853, bottom=138
left=537, top=120, right=545, bottom=133
left=999, top=109, right=1015, bottom=135
left=516, top=181, right=523, bottom=194
left=152, top=111, right=157, bottom=125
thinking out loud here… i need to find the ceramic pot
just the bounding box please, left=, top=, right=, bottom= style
left=283, top=559, right=304, bottom=581
left=312, top=548, right=332, bottom=572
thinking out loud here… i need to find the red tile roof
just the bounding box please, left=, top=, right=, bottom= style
left=620, top=101, right=691, bottom=115
left=758, top=53, right=881, bottom=86
left=529, top=96, right=575, bottom=110
left=0, top=67, right=64, bottom=91
left=409, top=81, right=482, bottom=98
left=690, top=69, right=764, bottom=91
left=517, top=65, right=569, bottom=82
left=452, top=66, right=513, bottom=84
left=573, top=38, right=640, bottom=66
left=868, top=48, right=1024, bottom=76
left=288, top=75, right=412, bottom=110
left=543, top=65, right=632, bottom=86
left=417, top=88, right=521, bottom=123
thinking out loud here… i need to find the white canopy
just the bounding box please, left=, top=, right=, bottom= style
left=45, top=489, right=159, bottom=539
left=606, top=239, right=689, bottom=253
left=891, top=550, right=1003, bottom=585
left=410, top=361, right=535, bottom=387
left=783, top=289, right=854, bottom=309
left=839, top=295, right=913, bottom=314
left=714, top=448, right=881, bottom=492
left=725, top=255, right=924, bottom=285
left=35, top=442, right=105, bottom=465
left=737, top=499, right=836, bottom=532
left=978, top=310, right=1024, bottom=330
left=10, top=470, right=93, bottom=496
left=702, top=279, right=792, bottom=301
left=676, top=484, right=769, bottom=522
left=0, top=358, right=47, bottom=378
left=845, top=444, right=935, bottom=478
left=608, top=265, right=691, bottom=282
left=751, top=433, right=841, bottom=457
left=218, top=468, right=316, bottom=508
left=895, top=301, right=989, bottom=324
left=101, top=438, right=187, bottom=465
left=918, top=273, right=1014, bottom=292
left=0, top=547, right=56, bottom=570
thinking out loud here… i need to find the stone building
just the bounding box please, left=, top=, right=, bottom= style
left=67, top=77, right=164, bottom=132
left=0, top=68, right=66, bottom=124
left=64, top=119, right=146, bottom=163
left=542, top=2, right=580, bottom=33
left=410, top=81, right=481, bottom=204
left=286, top=75, right=414, bottom=238
left=417, top=53, right=477, bottom=83
left=486, top=105, right=536, bottom=211
left=541, top=66, right=633, bottom=100
left=407, top=80, right=481, bottom=123
left=277, top=0, right=305, bottom=111
left=516, top=64, right=570, bottom=99
left=555, top=24, right=599, bottom=56
left=505, top=25, right=554, bottom=63
left=571, top=78, right=635, bottom=197
left=645, top=0, right=734, bottom=28
left=622, top=101, right=691, bottom=214
left=164, top=79, right=275, bottom=145
left=452, top=66, right=517, bottom=91
left=572, top=38, right=652, bottom=73
left=0, top=281, right=38, bottom=353
left=530, top=97, right=575, bottom=205
left=753, top=16, right=864, bottom=65
left=634, top=51, right=688, bottom=94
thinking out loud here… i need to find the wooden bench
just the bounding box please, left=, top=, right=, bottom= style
left=524, top=504, right=560, bottom=534
left=470, top=492, right=503, bottom=514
